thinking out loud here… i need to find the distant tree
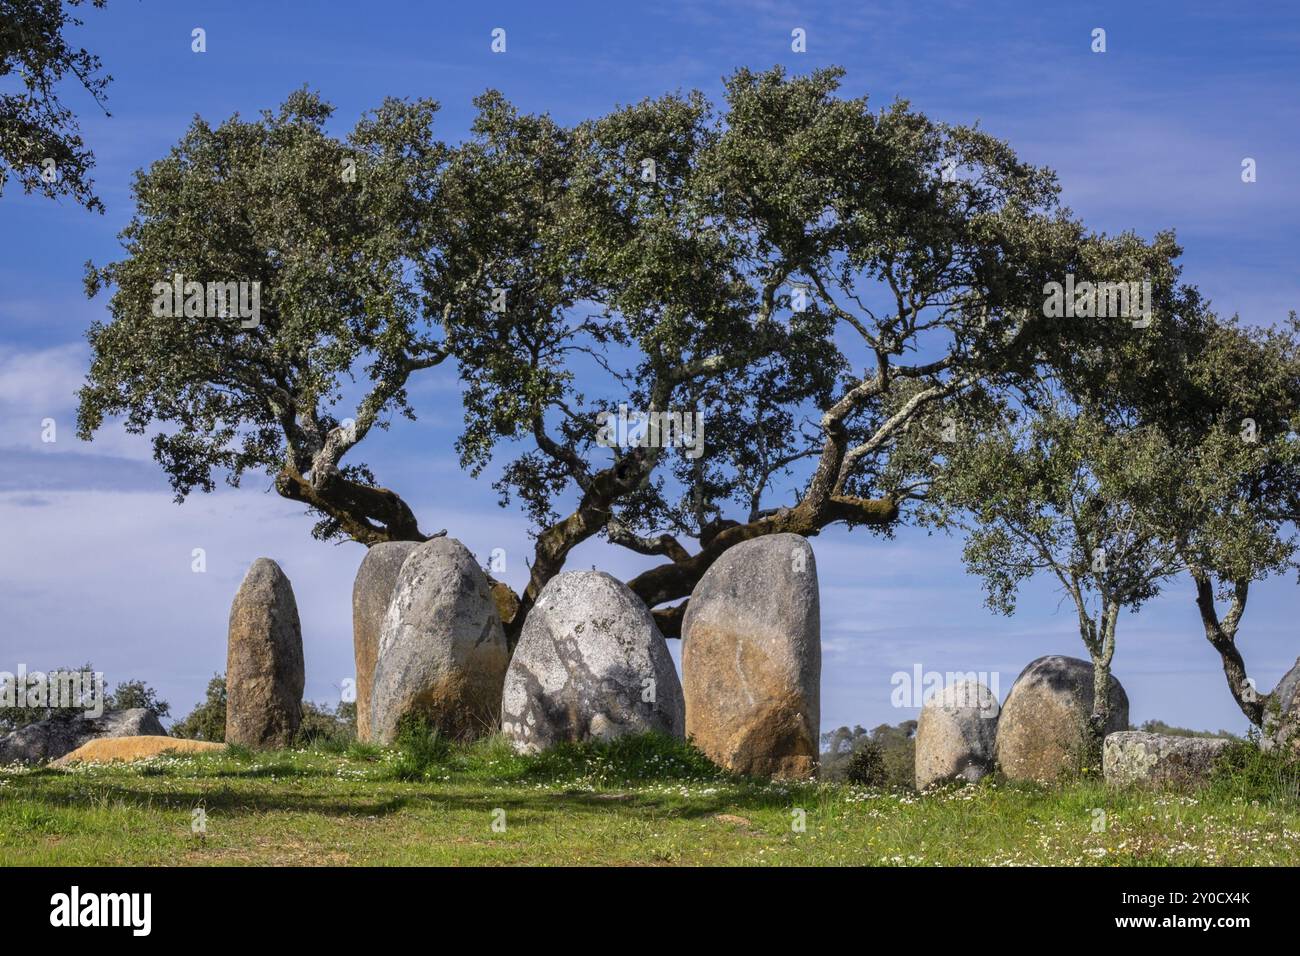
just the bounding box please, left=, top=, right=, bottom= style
left=1138, top=719, right=1239, bottom=740
left=0, top=0, right=110, bottom=210
left=171, top=674, right=226, bottom=742
left=105, top=679, right=170, bottom=721
left=821, top=720, right=915, bottom=786
left=821, top=726, right=856, bottom=756
left=0, top=667, right=169, bottom=734
left=870, top=720, right=917, bottom=746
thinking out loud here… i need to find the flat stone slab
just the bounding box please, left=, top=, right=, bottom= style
left=1103, top=731, right=1232, bottom=788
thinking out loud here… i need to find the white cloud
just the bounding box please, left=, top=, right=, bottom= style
left=0, top=342, right=86, bottom=410
left=0, top=341, right=154, bottom=460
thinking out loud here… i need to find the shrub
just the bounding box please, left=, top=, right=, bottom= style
left=879, top=735, right=916, bottom=788
left=385, top=715, right=452, bottom=781
left=295, top=700, right=356, bottom=749
left=845, top=740, right=887, bottom=786
left=336, top=700, right=357, bottom=732
left=1209, top=731, right=1300, bottom=803
left=171, top=674, right=226, bottom=742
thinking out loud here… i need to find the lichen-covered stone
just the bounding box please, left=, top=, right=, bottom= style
left=490, top=580, right=521, bottom=631
left=501, top=571, right=683, bottom=753
left=1103, top=731, right=1231, bottom=787
left=682, top=533, right=820, bottom=780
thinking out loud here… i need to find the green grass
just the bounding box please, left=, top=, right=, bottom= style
left=1, top=733, right=1297, bottom=866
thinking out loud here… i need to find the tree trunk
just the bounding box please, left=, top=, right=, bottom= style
left=275, top=466, right=429, bottom=545
left=1089, top=657, right=1112, bottom=739
left=501, top=452, right=655, bottom=648
left=1088, top=600, right=1119, bottom=740
left=1192, top=573, right=1267, bottom=727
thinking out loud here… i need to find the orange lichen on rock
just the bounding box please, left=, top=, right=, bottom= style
left=52, top=736, right=225, bottom=767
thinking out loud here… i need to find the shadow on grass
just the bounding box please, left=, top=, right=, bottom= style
left=5, top=774, right=805, bottom=826
left=4, top=779, right=414, bottom=819
left=199, top=764, right=342, bottom=780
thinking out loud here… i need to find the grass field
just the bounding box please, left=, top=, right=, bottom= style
left=2, top=734, right=1298, bottom=866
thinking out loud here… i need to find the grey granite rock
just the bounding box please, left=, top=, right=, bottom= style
left=502, top=571, right=683, bottom=753
left=0, top=709, right=165, bottom=764
left=915, top=679, right=1000, bottom=789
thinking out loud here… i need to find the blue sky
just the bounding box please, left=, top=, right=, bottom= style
left=2, top=0, right=1298, bottom=733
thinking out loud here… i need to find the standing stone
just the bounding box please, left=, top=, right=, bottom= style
left=1103, top=731, right=1232, bottom=788
left=501, top=571, right=683, bottom=753
left=682, top=533, right=820, bottom=780
left=995, top=655, right=1128, bottom=782
left=351, top=541, right=420, bottom=742
left=370, top=537, right=509, bottom=744
left=915, top=679, right=1000, bottom=789
left=226, top=558, right=305, bottom=748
